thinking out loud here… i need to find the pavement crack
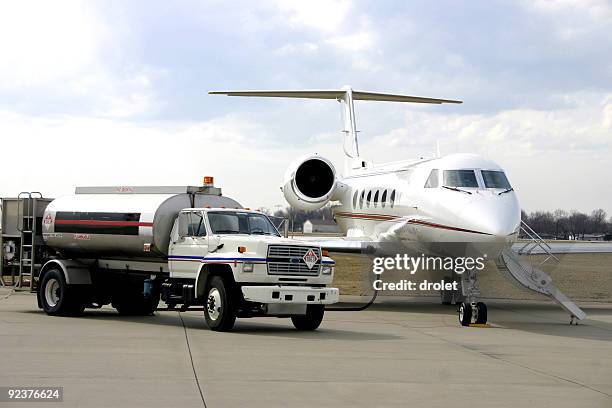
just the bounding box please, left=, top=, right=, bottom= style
left=178, top=312, right=208, bottom=408
left=0, top=289, right=16, bottom=301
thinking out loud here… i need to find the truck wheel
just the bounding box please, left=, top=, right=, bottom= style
left=39, top=269, right=85, bottom=316
left=204, top=275, right=236, bottom=331
left=291, top=305, right=325, bottom=331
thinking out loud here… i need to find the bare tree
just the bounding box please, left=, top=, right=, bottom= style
left=589, top=209, right=607, bottom=233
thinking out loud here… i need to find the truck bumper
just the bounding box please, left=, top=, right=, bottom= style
left=241, top=285, right=339, bottom=305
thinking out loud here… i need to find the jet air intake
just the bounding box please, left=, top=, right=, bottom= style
left=282, top=155, right=337, bottom=211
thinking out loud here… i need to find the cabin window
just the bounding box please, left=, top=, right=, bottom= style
left=366, top=191, right=372, bottom=207
left=481, top=170, right=511, bottom=189
left=390, top=190, right=396, bottom=208
left=443, top=170, right=479, bottom=188
left=381, top=190, right=387, bottom=208
left=353, top=190, right=358, bottom=208
left=424, top=169, right=439, bottom=188
left=373, top=190, right=379, bottom=207
left=359, top=190, right=365, bottom=209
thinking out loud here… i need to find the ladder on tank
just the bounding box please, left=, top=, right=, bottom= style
left=495, top=221, right=586, bottom=323
left=16, top=192, right=43, bottom=292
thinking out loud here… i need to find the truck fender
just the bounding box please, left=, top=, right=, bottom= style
left=195, top=263, right=236, bottom=299
left=40, top=259, right=92, bottom=285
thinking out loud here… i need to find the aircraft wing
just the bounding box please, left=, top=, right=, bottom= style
left=293, top=235, right=370, bottom=253
left=296, top=235, right=612, bottom=254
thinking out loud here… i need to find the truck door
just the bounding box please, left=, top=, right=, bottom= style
left=169, top=210, right=208, bottom=278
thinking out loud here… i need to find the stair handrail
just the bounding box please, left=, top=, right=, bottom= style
left=519, top=220, right=560, bottom=263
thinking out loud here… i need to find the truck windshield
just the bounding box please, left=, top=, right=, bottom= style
left=208, top=211, right=280, bottom=236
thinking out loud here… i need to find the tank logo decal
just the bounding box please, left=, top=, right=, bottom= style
left=43, top=233, right=63, bottom=239
left=116, top=186, right=135, bottom=193
left=43, top=213, right=53, bottom=230
left=73, top=233, right=91, bottom=241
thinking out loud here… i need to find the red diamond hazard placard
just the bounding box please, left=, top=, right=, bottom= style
left=303, top=248, right=319, bottom=269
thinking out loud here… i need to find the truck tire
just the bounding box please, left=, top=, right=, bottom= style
left=39, top=269, right=85, bottom=316
left=291, top=305, right=325, bottom=331
left=113, top=287, right=160, bottom=316
left=204, top=275, right=237, bottom=331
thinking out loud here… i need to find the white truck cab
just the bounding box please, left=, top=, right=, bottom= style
left=166, top=208, right=339, bottom=330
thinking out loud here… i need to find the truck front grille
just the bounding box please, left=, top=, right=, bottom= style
left=267, top=245, right=321, bottom=276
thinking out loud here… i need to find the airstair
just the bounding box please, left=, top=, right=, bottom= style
left=495, top=221, right=586, bottom=322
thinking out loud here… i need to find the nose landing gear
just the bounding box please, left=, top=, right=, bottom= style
left=457, top=270, right=488, bottom=326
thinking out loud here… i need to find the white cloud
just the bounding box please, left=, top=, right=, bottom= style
left=275, top=0, right=351, bottom=32
left=326, top=30, right=376, bottom=52
left=0, top=1, right=101, bottom=88
left=0, top=1, right=162, bottom=119
left=524, top=0, right=612, bottom=40
left=274, top=42, right=320, bottom=55
left=529, top=0, right=612, bottom=20
left=375, top=92, right=611, bottom=155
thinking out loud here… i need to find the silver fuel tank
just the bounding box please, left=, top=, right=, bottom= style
left=42, top=185, right=242, bottom=259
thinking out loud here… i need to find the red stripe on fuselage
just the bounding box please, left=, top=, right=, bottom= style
left=406, top=219, right=491, bottom=235
left=334, top=212, right=401, bottom=221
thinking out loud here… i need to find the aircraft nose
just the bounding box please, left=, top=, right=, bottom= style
left=460, top=194, right=521, bottom=238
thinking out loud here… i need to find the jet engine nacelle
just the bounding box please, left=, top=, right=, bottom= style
left=282, top=154, right=337, bottom=211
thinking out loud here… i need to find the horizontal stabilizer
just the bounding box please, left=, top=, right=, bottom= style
left=209, top=89, right=462, bottom=104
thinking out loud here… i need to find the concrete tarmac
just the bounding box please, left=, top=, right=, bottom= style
left=1, top=289, right=611, bottom=408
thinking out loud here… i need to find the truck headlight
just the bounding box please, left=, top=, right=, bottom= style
left=243, top=262, right=254, bottom=273
left=321, top=265, right=332, bottom=275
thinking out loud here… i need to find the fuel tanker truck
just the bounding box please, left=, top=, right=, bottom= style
left=2, top=181, right=338, bottom=331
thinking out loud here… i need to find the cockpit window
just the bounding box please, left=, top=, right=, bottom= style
left=482, top=170, right=511, bottom=189
left=443, top=170, right=479, bottom=188
left=424, top=169, right=439, bottom=188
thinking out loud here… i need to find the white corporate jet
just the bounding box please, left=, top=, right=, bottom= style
left=210, top=87, right=586, bottom=326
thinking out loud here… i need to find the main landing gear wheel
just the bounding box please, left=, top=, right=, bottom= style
left=458, top=302, right=472, bottom=326
left=474, top=302, right=487, bottom=324
left=204, top=276, right=237, bottom=332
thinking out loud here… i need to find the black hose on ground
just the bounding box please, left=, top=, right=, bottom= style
left=326, top=290, right=378, bottom=311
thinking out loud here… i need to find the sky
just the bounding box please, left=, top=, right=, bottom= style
left=0, top=0, right=611, bottom=215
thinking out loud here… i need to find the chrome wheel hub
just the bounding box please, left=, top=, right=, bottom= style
left=206, top=288, right=222, bottom=321
left=44, top=278, right=61, bottom=308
